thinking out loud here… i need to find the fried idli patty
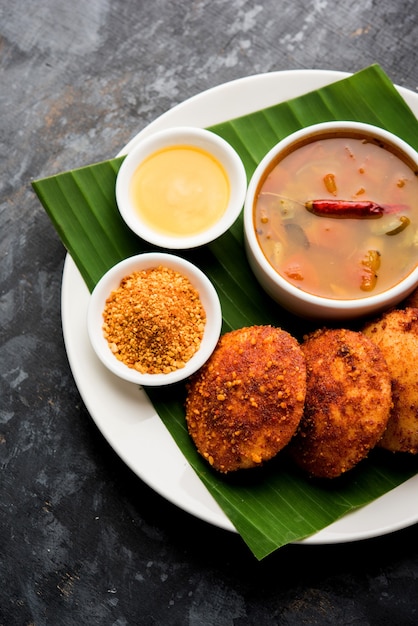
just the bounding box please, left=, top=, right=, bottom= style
left=185, top=325, right=306, bottom=473
left=363, top=307, right=418, bottom=454
left=288, top=328, right=392, bottom=479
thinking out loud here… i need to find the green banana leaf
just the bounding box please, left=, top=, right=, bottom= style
left=32, top=64, right=418, bottom=559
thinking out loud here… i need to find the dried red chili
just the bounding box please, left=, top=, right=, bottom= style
left=305, top=199, right=384, bottom=219
left=305, top=199, right=410, bottom=219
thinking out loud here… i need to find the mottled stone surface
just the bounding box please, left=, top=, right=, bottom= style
left=1, top=1, right=418, bottom=624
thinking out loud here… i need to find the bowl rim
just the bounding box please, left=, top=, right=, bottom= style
left=115, top=126, right=247, bottom=250
left=87, top=252, right=223, bottom=386
left=244, top=120, right=418, bottom=313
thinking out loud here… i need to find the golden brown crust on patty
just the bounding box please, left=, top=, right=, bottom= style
left=288, top=327, right=392, bottom=479
left=185, top=325, right=306, bottom=473
left=362, top=307, right=418, bottom=454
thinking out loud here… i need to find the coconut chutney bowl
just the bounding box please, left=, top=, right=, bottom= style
left=116, top=126, right=247, bottom=250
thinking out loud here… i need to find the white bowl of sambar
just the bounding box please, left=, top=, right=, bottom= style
left=244, top=121, right=418, bottom=320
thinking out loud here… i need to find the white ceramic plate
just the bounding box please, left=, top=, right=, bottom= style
left=61, top=69, right=418, bottom=544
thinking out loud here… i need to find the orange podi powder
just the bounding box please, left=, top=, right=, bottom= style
left=102, top=266, right=206, bottom=374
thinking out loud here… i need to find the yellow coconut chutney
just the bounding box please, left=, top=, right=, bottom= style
left=130, top=145, right=230, bottom=237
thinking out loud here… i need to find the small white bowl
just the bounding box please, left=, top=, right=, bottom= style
left=116, top=126, right=247, bottom=249
left=87, top=253, right=222, bottom=386
left=244, top=121, right=418, bottom=320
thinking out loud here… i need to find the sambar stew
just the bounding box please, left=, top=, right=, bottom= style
left=254, top=136, right=418, bottom=299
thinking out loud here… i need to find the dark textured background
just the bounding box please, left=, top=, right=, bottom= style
left=1, top=1, right=418, bottom=624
